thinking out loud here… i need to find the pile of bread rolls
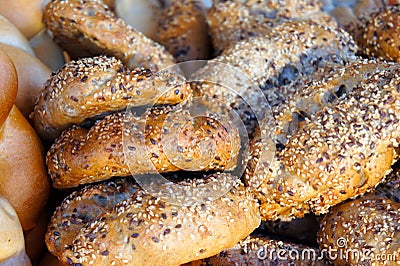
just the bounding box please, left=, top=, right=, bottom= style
left=0, top=0, right=399, bottom=265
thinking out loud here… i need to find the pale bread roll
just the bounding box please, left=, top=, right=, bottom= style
left=0, top=105, right=51, bottom=230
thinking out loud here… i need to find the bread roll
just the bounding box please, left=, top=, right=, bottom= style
left=62, top=176, right=260, bottom=265
left=0, top=105, right=51, bottom=230
left=115, top=0, right=161, bottom=40
left=192, top=20, right=357, bottom=134
left=29, top=29, right=65, bottom=71
left=32, top=56, right=191, bottom=141
left=38, top=252, right=62, bottom=266
left=0, top=50, right=17, bottom=126
left=245, top=59, right=400, bottom=220
left=318, top=197, right=400, bottom=265
left=157, top=0, right=210, bottom=62
left=47, top=106, right=240, bottom=188
left=0, top=15, right=34, bottom=55
left=0, top=196, right=26, bottom=262
left=0, top=43, right=51, bottom=117
left=43, top=0, right=176, bottom=72
left=0, top=0, right=45, bottom=39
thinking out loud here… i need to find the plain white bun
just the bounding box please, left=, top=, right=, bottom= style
left=0, top=15, right=34, bottom=55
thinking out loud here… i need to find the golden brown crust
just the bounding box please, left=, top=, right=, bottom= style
left=372, top=164, right=400, bottom=202
left=0, top=106, right=51, bottom=230
left=318, top=197, right=400, bottom=265
left=43, top=0, right=176, bottom=72
left=47, top=106, right=240, bottom=188
left=358, top=5, right=400, bottom=62
left=46, top=179, right=139, bottom=258
left=0, top=50, right=17, bottom=126
left=62, top=177, right=260, bottom=265
left=207, top=0, right=336, bottom=54
left=192, top=20, right=357, bottom=134
left=31, top=56, right=191, bottom=141
left=186, top=236, right=327, bottom=266
left=245, top=60, right=400, bottom=221
left=0, top=43, right=51, bottom=118
left=157, top=0, right=210, bottom=62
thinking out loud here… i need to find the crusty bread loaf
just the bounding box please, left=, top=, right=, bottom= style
left=207, top=0, right=337, bottom=54
left=245, top=59, right=400, bottom=221
left=318, top=197, right=400, bottom=265
left=186, top=235, right=327, bottom=266
left=47, top=106, right=240, bottom=188
left=0, top=105, right=51, bottom=230
left=46, top=179, right=139, bottom=258
left=157, top=0, right=210, bottom=62
left=0, top=50, right=17, bottom=127
left=43, top=0, right=176, bottom=72
left=0, top=43, right=51, bottom=117
left=62, top=176, right=260, bottom=265
left=32, top=56, right=191, bottom=141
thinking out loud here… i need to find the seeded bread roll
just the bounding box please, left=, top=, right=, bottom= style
left=324, top=1, right=400, bottom=62
left=192, top=20, right=357, bottom=134
left=32, top=56, right=191, bottom=141
left=245, top=60, right=400, bottom=221
left=186, top=235, right=326, bottom=266
left=358, top=5, right=400, bottom=62
left=46, top=179, right=139, bottom=258
left=207, top=0, right=336, bottom=54
left=43, top=0, right=176, bottom=72
left=0, top=50, right=17, bottom=126
left=318, top=197, right=400, bottom=265
left=157, top=0, right=210, bottom=62
left=62, top=176, right=260, bottom=265
left=0, top=106, right=51, bottom=230
left=47, top=106, right=240, bottom=188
